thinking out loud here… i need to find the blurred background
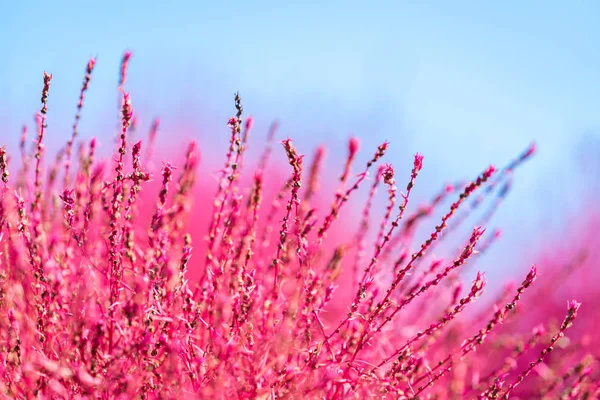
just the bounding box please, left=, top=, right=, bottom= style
left=1, top=1, right=599, bottom=284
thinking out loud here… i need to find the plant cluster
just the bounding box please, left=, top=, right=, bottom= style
left=0, top=53, right=596, bottom=399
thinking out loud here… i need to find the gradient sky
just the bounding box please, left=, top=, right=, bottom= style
left=1, top=1, right=599, bottom=281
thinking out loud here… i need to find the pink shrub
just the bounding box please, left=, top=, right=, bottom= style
left=0, top=53, right=596, bottom=399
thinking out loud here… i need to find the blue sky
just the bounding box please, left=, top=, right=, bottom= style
left=1, top=1, right=599, bottom=280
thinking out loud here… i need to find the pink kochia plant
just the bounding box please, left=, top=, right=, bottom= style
left=0, top=53, right=595, bottom=399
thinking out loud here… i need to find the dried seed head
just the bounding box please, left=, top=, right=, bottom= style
left=381, top=164, right=395, bottom=186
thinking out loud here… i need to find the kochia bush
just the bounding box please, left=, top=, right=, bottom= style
left=0, top=53, right=595, bottom=399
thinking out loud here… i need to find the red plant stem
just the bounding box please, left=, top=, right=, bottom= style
left=374, top=163, right=397, bottom=254
left=108, top=92, right=133, bottom=352
left=345, top=226, right=484, bottom=374
left=359, top=155, right=422, bottom=288
left=470, top=324, right=544, bottom=395
left=371, top=166, right=495, bottom=320
left=445, top=143, right=535, bottom=244
left=272, top=139, right=303, bottom=299
left=540, top=354, right=594, bottom=397
left=204, top=93, right=244, bottom=276
left=377, top=271, right=485, bottom=369
left=303, top=145, right=326, bottom=209
left=64, top=58, right=96, bottom=188
left=381, top=181, right=464, bottom=262
left=332, top=137, right=359, bottom=212
left=145, top=117, right=160, bottom=168
left=115, top=51, right=132, bottom=146
left=165, top=141, right=200, bottom=244
left=17, top=125, right=29, bottom=191
left=257, top=120, right=279, bottom=173
left=32, top=72, right=52, bottom=238
left=119, top=51, right=132, bottom=89
left=500, top=300, right=581, bottom=399
left=316, top=141, right=388, bottom=245
left=324, top=165, right=493, bottom=348
left=122, top=141, right=148, bottom=263
left=351, top=164, right=383, bottom=291
left=413, top=265, right=538, bottom=395
left=339, top=137, right=359, bottom=188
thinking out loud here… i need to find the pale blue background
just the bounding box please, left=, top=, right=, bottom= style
left=1, top=1, right=599, bottom=282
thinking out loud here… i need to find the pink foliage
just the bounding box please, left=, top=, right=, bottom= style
left=0, top=53, right=597, bottom=399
